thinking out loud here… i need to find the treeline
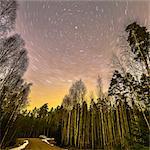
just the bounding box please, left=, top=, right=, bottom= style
left=15, top=79, right=149, bottom=149
left=61, top=99, right=149, bottom=150
left=14, top=104, right=63, bottom=144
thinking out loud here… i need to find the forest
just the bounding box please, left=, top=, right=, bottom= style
left=0, top=0, right=150, bottom=150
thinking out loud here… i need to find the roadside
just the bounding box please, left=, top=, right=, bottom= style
left=20, top=138, right=64, bottom=150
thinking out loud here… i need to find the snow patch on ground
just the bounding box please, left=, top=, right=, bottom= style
left=41, top=139, right=49, bottom=144
left=41, top=139, right=54, bottom=147
left=10, top=140, right=29, bottom=150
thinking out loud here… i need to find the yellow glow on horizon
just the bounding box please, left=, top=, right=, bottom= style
left=27, top=85, right=69, bottom=110
left=26, top=79, right=108, bottom=110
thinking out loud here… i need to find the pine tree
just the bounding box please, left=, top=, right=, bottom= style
left=126, top=22, right=150, bottom=76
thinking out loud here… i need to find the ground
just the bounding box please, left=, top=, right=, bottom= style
left=18, top=138, right=64, bottom=150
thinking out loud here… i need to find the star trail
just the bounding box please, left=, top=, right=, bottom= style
left=16, top=0, right=149, bottom=109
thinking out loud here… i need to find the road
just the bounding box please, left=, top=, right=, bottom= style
left=19, top=138, right=65, bottom=150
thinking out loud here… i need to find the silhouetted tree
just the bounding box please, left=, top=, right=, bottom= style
left=126, top=22, right=150, bottom=76
left=0, top=0, right=30, bottom=148
left=69, top=79, right=87, bottom=105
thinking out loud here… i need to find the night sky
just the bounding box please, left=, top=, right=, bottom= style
left=16, top=0, right=149, bottom=109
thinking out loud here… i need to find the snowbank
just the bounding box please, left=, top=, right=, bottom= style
left=41, top=139, right=49, bottom=144
left=10, top=140, right=29, bottom=150
left=41, top=139, right=54, bottom=147
left=40, top=135, right=55, bottom=147
left=46, top=138, right=54, bottom=141
left=39, top=135, right=47, bottom=139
